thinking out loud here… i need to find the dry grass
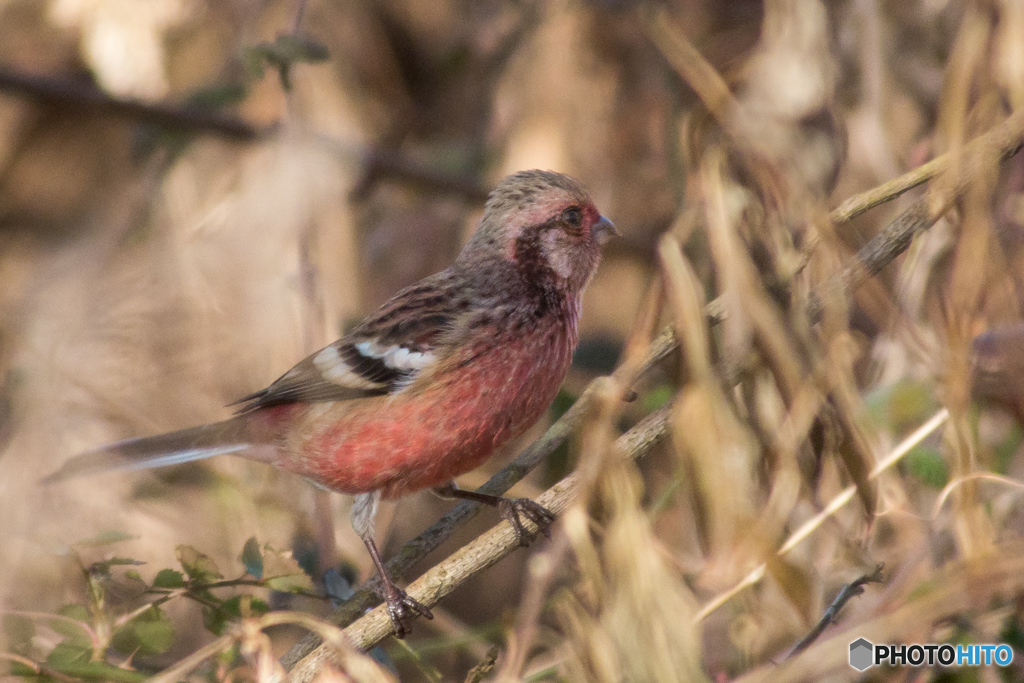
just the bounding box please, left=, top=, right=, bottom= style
left=3, top=1, right=1024, bottom=682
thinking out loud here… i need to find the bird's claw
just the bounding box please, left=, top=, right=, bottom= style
left=498, top=498, right=556, bottom=547
left=378, top=581, right=433, bottom=638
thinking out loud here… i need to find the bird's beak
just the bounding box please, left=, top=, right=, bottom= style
left=592, top=215, right=618, bottom=244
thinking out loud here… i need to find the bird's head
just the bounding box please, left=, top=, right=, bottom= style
left=463, top=170, right=617, bottom=296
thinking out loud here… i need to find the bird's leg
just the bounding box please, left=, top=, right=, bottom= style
left=433, top=482, right=556, bottom=547
left=351, top=492, right=433, bottom=638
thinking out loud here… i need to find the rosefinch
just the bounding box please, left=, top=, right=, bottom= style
left=45, top=169, right=616, bottom=636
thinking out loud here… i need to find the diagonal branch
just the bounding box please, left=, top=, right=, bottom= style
left=0, top=67, right=262, bottom=140
left=287, top=404, right=673, bottom=683
left=844, top=108, right=1024, bottom=279
left=782, top=563, right=885, bottom=659
left=809, top=108, right=1024, bottom=320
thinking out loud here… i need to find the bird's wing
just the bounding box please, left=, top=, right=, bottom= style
left=232, top=275, right=461, bottom=413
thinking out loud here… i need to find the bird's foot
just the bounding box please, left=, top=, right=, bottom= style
left=432, top=484, right=557, bottom=547
left=377, top=580, right=433, bottom=639
left=498, top=498, right=556, bottom=547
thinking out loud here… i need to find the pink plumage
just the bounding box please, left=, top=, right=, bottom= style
left=288, top=310, right=578, bottom=498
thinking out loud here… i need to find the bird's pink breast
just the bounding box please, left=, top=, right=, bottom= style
left=282, top=320, right=576, bottom=498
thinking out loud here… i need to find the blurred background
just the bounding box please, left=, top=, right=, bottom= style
left=2, top=0, right=1024, bottom=681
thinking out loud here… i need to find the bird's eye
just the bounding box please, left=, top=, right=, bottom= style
left=562, top=207, right=583, bottom=227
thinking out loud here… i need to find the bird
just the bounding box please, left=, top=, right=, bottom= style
left=44, top=169, right=617, bottom=637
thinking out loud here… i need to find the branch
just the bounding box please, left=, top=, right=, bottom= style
left=0, top=66, right=494, bottom=203
left=829, top=157, right=944, bottom=225
left=782, top=564, right=884, bottom=659
left=734, top=548, right=1024, bottom=682
left=830, top=108, right=1024, bottom=225
left=287, top=404, right=673, bottom=683
left=355, top=149, right=491, bottom=203
left=809, top=108, right=1024, bottom=320
left=707, top=110, right=1024, bottom=324
left=0, top=67, right=261, bottom=140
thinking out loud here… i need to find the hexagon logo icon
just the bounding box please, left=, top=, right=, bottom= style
left=849, top=638, right=874, bottom=671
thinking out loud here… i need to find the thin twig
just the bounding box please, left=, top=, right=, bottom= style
left=0, top=65, right=497, bottom=207
left=783, top=564, right=884, bottom=659
left=291, top=0, right=310, bottom=33
left=0, top=67, right=261, bottom=140
left=464, top=645, right=500, bottom=683
left=809, top=108, right=1024, bottom=320
left=734, top=547, right=1024, bottom=682
left=829, top=156, right=945, bottom=224
left=642, top=7, right=742, bottom=133
left=355, top=149, right=491, bottom=203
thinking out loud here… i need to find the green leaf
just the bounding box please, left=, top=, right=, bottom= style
left=994, top=421, right=1024, bottom=474
left=217, top=643, right=241, bottom=667
left=46, top=642, right=91, bottom=668
left=265, top=573, right=313, bottom=592
left=53, top=605, right=92, bottom=646
left=203, top=595, right=269, bottom=635
left=262, top=546, right=313, bottom=592
left=240, top=35, right=329, bottom=82
left=112, top=607, right=175, bottom=656
left=240, top=47, right=267, bottom=79
left=8, top=660, right=37, bottom=677
left=223, top=595, right=269, bottom=620
left=865, top=380, right=939, bottom=432
left=124, top=569, right=143, bottom=581
left=240, top=537, right=263, bottom=579
left=134, top=619, right=175, bottom=655
left=100, top=557, right=144, bottom=566
left=202, top=604, right=228, bottom=637
left=56, top=604, right=90, bottom=624
left=904, top=445, right=948, bottom=489
left=152, top=568, right=186, bottom=589
left=643, top=385, right=674, bottom=412
left=175, top=545, right=222, bottom=583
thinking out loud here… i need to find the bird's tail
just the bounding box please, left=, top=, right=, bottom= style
left=42, top=418, right=257, bottom=484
